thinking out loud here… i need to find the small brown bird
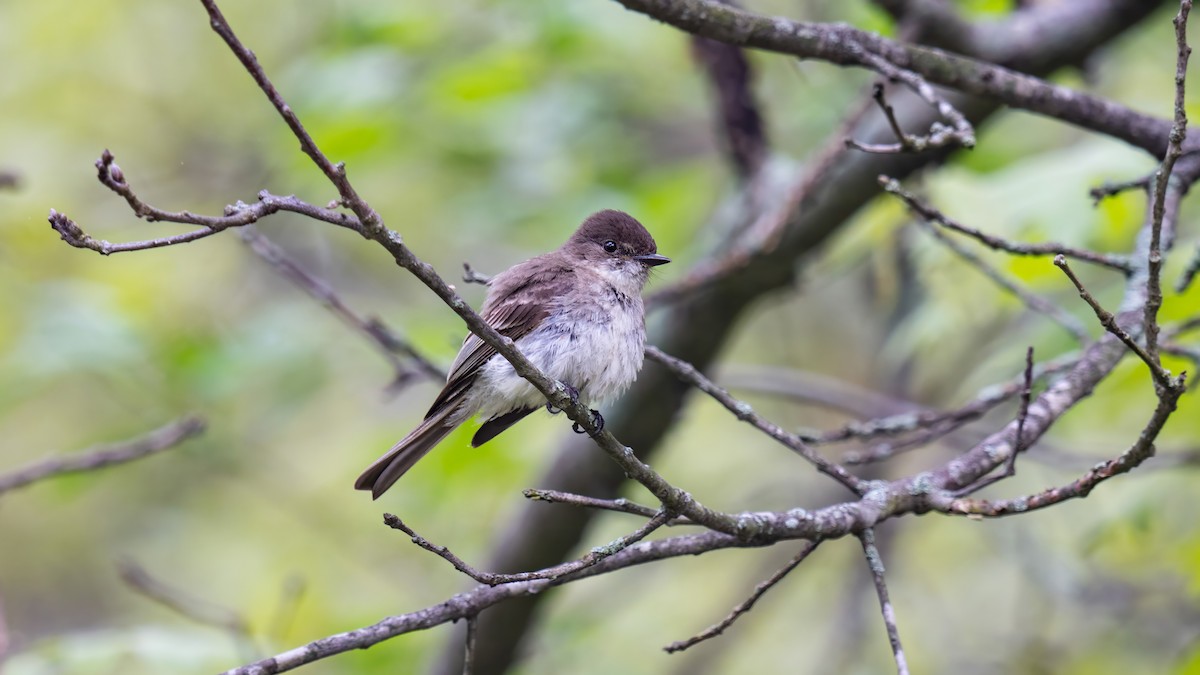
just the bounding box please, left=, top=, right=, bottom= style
left=355, top=210, right=670, bottom=499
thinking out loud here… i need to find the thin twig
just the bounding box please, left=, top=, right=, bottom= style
left=49, top=169, right=362, bottom=256
left=118, top=558, right=257, bottom=660
left=1054, top=255, right=1176, bottom=390
left=646, top=345, right=865, bottom=495
left=1144, top=0, right=1193, bottom=367
left=845, top=51, right=975, bottom=154
left=463, top=614, right=478, bottom=675
left=1177, top=242, right=1200, bottom=292
left=461, top=262, right=492, bottom=285
left=664, top=541, right=819, bottom=653
left=951, top=347, right=1036, bottom=497
left=197, top=0, right=382, bottom=232
left=267, top=576, right=307, bottom=643
left=859, top=529, right=909, bottom=675
left=0, top=416, right=205, bottom=496
left=935, top=372, right=1188, bottom=517
left=523, top=488, right=695, bottom=525
left=1089, top=176, right=1149, bottom=205
left=909, top=207, right=1091, bottom=343
left=846, top=82, right=918, bottom=153
left=882, top=176, right=1132, bottom=273
left=384, top=512, right=671, bottom=585
left=239, top=226, right=445, bottom=386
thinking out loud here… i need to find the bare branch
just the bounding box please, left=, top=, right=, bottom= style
left=691, top=29, right=768, bottom=176
left=461, top=262, right=491, bottom=286
left=646, top=345, right=864, bottom=494
left=239, top=226, right=445, bottom=386
left=523, top=488, right=695, bottom=525
left=197, top=0, right=382, bottom=231
left=846, top=83, right=917, bottom=153
left=1054, top=255, right=1176, bottom=390
left=664, top=541, right=819, bottom=653
left=612, top=0, right=1179, bottom=157
left=892, top=189, right=1092, bottom=343
left=118, top=559, right=253, bottom=650
left=882, top=176, right=1133, bottom=273
left=384, top=512, right=671, bottom=585
left=49, top=165, right=363, bottom=256
left=1177, top=242, right=1200, bottom=292
left=0, top=416, right=205, bottom=496
left=462, top=614, right=478, bottom=675
left=859, top=529, right=909, bottom=675
left=1089, top=176, right=1149, bottom=205
left=935, top=372, right=1187, bottom=517
left=950, top=347, right=1036, bottom=496
left=846, top=54, right=975, bottom=154
left=1145, top=0, right=1194, bottom=364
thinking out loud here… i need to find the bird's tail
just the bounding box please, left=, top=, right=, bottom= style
left=354, top=404, right=460, bottom=499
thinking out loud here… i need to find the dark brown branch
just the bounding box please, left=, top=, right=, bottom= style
left=882, top=176, right=1133, bottom=273
left=646, top=345, right=865, bottom=494
left=664, top=540, right=819, bottom=653
left=0, top=416, right=205, bottom=496
left=859, top=529, right=908, bottom=675
left=239, top=227, right=445, bottom=386
left=691, top=26, right=768, bottom=176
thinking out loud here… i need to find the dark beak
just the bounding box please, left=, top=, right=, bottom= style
left=634, top=253, right=671, bottom=267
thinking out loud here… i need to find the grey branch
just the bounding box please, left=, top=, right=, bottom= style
left=882, top=175, right=1132, bottom=273
left=860, top=529, right=908, bottom=675
left=646, top=345, right=864, bottom=494
left=239, top=226, right=445, bottom=386
left=0, top=416, right=205, bottom=496
left=664, top=540, right=819, bottom=653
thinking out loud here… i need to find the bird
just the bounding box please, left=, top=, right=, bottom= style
left=355, top=209, right=670, bottom=499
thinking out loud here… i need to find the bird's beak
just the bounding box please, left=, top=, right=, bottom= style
left=634, top=253, right=671, bottom=267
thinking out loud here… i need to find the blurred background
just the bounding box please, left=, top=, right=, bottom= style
left=2, top=0, right=1199, bottom=673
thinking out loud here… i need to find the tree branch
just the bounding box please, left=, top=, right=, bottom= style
left=0, top=416, right=205, bottom=496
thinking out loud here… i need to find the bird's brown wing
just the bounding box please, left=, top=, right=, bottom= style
left=424, top=258, right=569, bottom=417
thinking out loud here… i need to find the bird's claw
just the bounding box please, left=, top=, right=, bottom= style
left=546, top=382, right=581, bottom=415
left=572, top=409, right=604, bottom=437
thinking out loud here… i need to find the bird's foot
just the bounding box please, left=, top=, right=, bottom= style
left=572, top=409, right=605, bottom=437
left=546, top=382, right=581, bottom=415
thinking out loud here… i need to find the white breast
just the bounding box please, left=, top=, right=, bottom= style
left=467, top=276, right=647, bottom=419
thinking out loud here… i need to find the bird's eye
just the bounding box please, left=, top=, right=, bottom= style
left=603, top=240, right=618, bottom=253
